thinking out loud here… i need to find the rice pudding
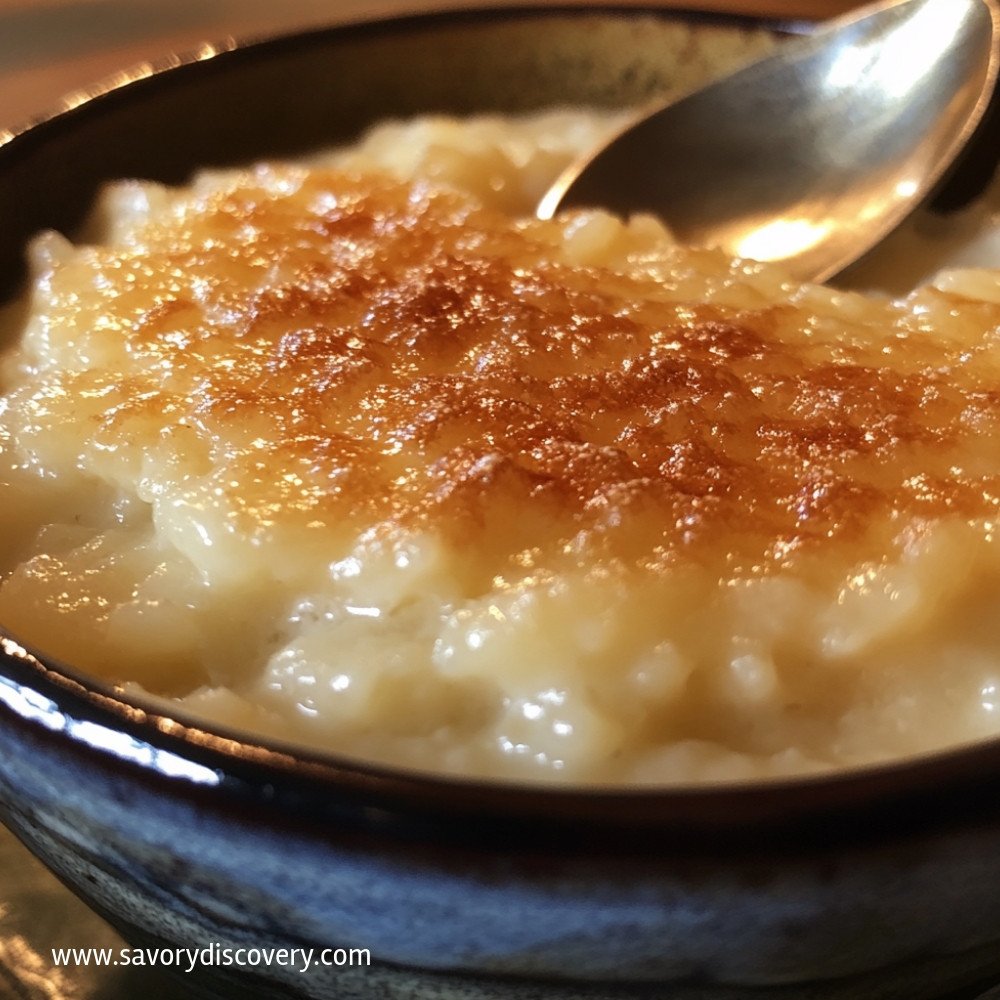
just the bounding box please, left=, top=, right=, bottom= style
left=2, top=111, right=1000, bottom=784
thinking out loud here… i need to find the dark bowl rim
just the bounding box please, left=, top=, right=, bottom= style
left=3, top=2, right=998, bottom=851
left=0, top=2, right=815, bottom=154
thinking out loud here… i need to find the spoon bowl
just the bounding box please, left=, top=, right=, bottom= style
left=538, top=0, right=1000, bottom=283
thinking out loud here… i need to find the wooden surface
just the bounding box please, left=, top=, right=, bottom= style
left=0, top=0, right=866, bottom=130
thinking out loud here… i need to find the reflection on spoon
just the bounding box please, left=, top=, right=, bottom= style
left=538, top=0, right=1000, bottom=284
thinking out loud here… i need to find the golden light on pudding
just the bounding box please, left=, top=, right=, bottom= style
left=2, top=112, right=1000, bottom=784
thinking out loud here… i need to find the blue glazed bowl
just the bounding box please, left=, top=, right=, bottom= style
left=3, top=8, right=1000, bottom=999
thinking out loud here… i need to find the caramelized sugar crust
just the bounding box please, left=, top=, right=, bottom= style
left=7, top=136, right=1000, bottom=783
left=38, top=168, right=999, bottom=584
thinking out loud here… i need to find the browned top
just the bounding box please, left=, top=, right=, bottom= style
left=48, top=169, right=1000, bottom=584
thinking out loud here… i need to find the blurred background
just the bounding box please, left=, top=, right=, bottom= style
left=0, top=0, right=864, bottom=130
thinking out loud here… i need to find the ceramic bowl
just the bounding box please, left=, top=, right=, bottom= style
left=3, top=7, right=1000, bottom=1000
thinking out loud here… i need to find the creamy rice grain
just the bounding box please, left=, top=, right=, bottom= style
left=2, top=111, right=1000, bottom=785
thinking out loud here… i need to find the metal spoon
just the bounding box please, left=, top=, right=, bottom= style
left=537, top=0, right=1000, bottom=284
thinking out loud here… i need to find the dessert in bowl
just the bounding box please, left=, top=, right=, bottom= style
left=3, top=6, right=1000, bottom=999
left=8, top=106, right=1000, bottom=788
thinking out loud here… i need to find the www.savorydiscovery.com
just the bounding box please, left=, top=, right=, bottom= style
left=51, top=944, right=371, bottom=974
